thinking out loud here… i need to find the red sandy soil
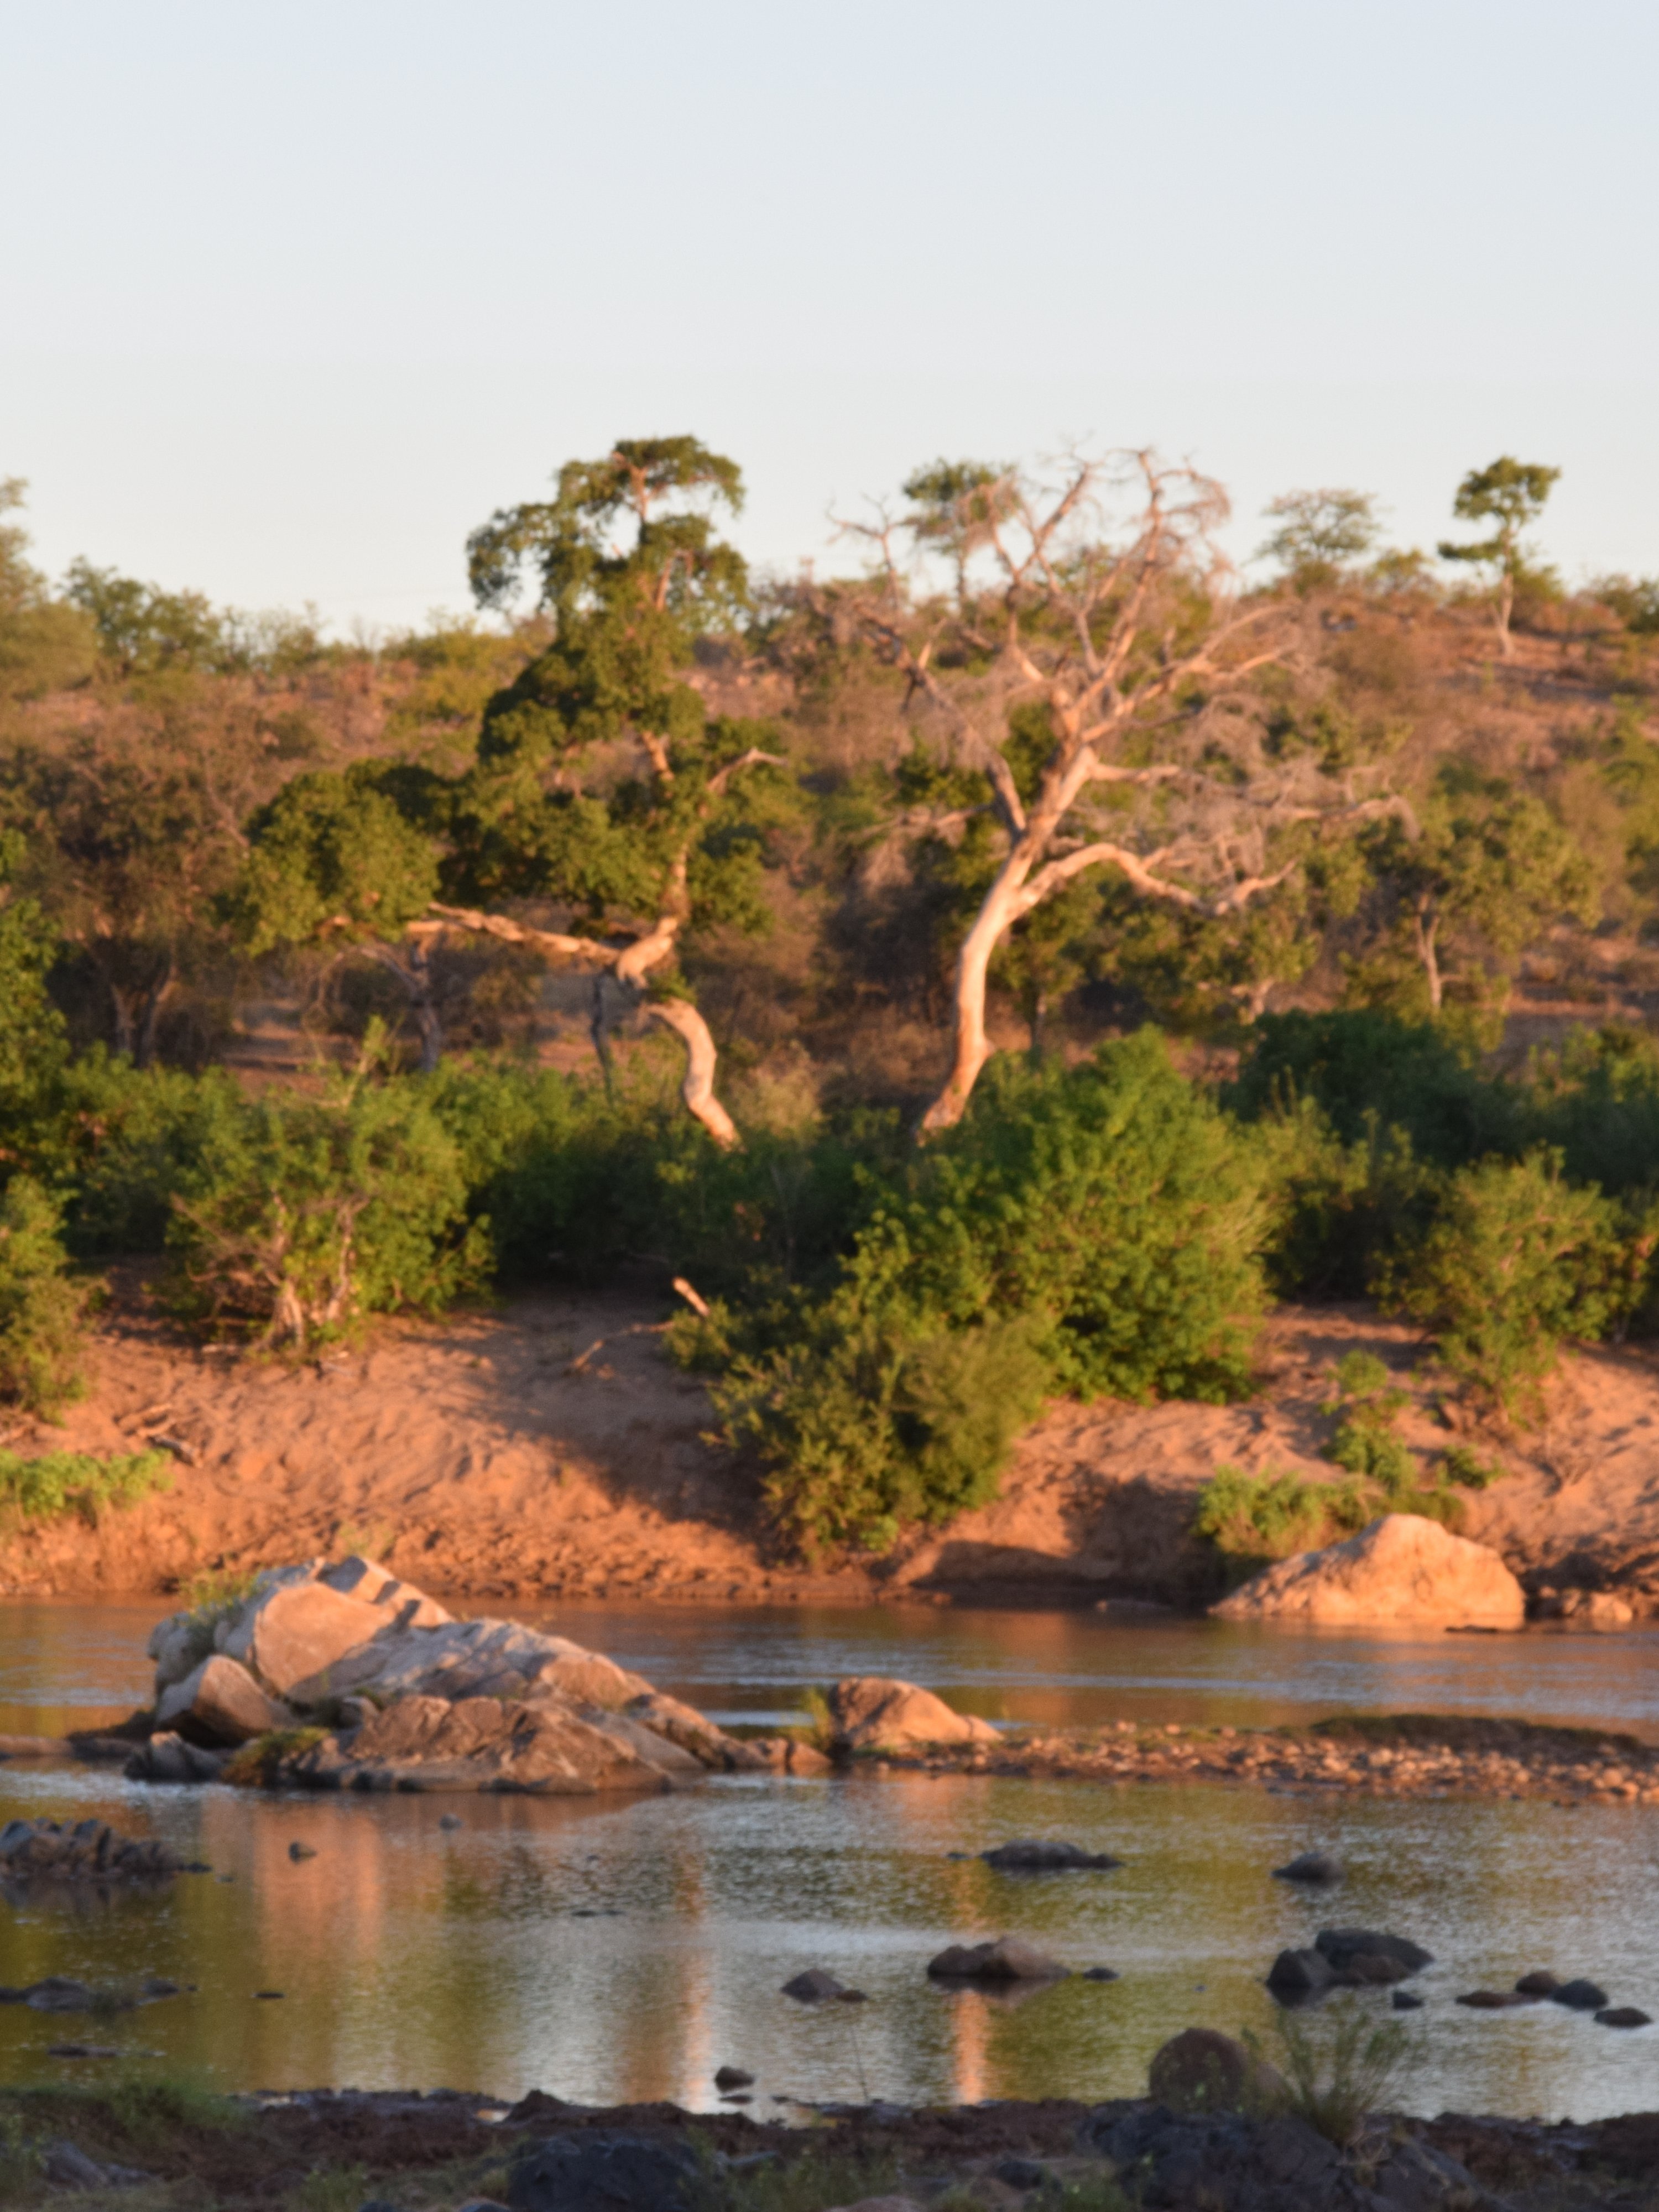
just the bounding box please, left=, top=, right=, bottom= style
left=5, top=1286, right=1659, bottom=1608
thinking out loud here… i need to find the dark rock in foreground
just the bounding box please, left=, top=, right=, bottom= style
left=0, top=1817, right=185, bottom=1882
left=508, top=2132, right=701, bottom=2212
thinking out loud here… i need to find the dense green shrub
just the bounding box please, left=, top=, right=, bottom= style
left=165, top=1051, right=488, bottom=1349
left=0, top=1177, right=89, bottom=1418
left=1323, top=1352, right=1417, bottom=1491
left=0, top=1446, right=170, bottom=1523
left=1375, top=1150, right=1628, bottom=1412
left=708, top=1032, right=1271, bottom=1553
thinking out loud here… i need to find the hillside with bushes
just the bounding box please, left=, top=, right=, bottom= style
left=4, top=446, right=1659, bottom=1578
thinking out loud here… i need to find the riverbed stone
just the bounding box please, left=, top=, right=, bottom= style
left=1551, top=1979, right=1610, bottom=2011
left=1272, top=1851, right=1343, bottom=1885
left=279, top=1693, right=703, bottom=1795
left=1597, top=2006, right=1651, bottom=2027
left=156, top=1655, right=293, bottom=1746
left=1267, top=1947, right=1336, bottom=1999
left=1212, top=1514, right=1525, bottom=1630
left=927, top=1937, right=1067, bottom=1983
left=828, top=1677, right=999, bottom=1754
left=222, top=1579, right=398, bottom=1698
left=782, top=1969, right=848, bottom=2001
left=507, top=2132, right=701, bottom=2212
left=1315, top=1928, right=1434, bottom=1975
left=1516, top=1971, right=1559, bottom=1995
left=981, top=1839, right=1122, bottom=1871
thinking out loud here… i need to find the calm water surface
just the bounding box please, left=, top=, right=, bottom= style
left=0, top=1598, right=1656, bottom=2122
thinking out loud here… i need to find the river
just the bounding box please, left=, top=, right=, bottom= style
left=0, top=1598, right=1656, bottom=2122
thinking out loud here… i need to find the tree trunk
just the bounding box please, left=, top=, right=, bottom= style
left=1414, top=906, right=1443, bottom=1013
left=1496, top=568, right=1515, bottom=658
left=644, top=1000, right=740, bottom=1149
left=589, top=972, right=617, bottom=1094
left=919, top=871, right=1029, bottom=1133
left=406, top=941, right=442, bottom=1075
left=109, top=983, right=138, bottom=1062
left=135, top=955, right=177, bottom=1070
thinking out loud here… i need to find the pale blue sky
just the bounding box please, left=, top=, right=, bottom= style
left=3, top=0, right=1656, bottom=630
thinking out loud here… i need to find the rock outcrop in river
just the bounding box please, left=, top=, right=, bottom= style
left=132, top=1556, right=765, bottom=1792
left=1212, top=1513, right=1526, bottom=1629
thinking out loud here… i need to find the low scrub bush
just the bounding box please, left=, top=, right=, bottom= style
left=1246, top=2004, right=1413, bottom=2147
left=165, top=1041, right=489, bottom=1350
left=1322, top=1352, right=1417, bottom=1492
left=707, top=1034, right=1271, bottom=1553
left=1375, top=1150, right=1628, bottom=1413
left=1194, top=1464, right=1374, bottom=1571
left=0, top=1448, right=171, bottom=1524
left=0, top=1177, right=89, bottom=1417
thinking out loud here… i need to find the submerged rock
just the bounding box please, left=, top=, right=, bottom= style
left=827, top=1678, right=999, bottom=1754
left=124, top=1731, right=227, bottom=1784
left=0, top=1817, right=184, bottom=1882
left=1551, top=1978, right=1610, bottom=2011
left=1272, top=1850, right=1343, bottom=1885
left=980, top=1839, right=1122, bottom=1871
left=1212, top=1514, right=1525, bottom=1630
left=926, top=1937, right=1067, bottom=1983
left=781, top=1969, right=851, bottom=2001
left=1314, top=1928, right=1433, bottom=1975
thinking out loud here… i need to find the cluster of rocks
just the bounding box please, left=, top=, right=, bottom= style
left=1453, top=1971, right=1649, bottom=2028
left=0, top=1816, right=191, bottom=1883
left=128, top=1557, right=768, bottom=1794
left=1267, top=1926, right=1433, bottom=1999
left=0, top=1973, right=183, bottom=2012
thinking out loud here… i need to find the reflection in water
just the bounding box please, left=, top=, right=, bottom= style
left=0, top=1759, right=1654, bottom=2121
left=2, top=1597, right=1658, bottom=2120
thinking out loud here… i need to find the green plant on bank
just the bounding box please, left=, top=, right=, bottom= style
left=102, top=2075, right=246, bottom=2144
left=1245, top=2003, right=1413, bottom=2147
left=1438, top=1443, right=1504, bottom=1490
left=221, top=1726, right=328, bottom=1788
left=0, top=1176, right=89, bottom=1419
left=0, top=1448, right=170, bottom=1526
left=702, top=1034, right=1271, bottom=1556
left=1322, top=1351, right=1416, bottom=1492
left=1375, top=1149, right=1629, bottom=1416
left=701, top=2146, right=904, bottom=2212
left=1195, top=1463, right=1374, bottom=1571
left=788, top=1686, right=834, bottom=1751
left=177, top=1566, right=262, bottom=1662
left=163, top=1027, right=490, bottom=1352
left=0, top=2113, right=41, bottom=2208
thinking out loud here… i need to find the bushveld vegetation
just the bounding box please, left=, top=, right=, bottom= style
left=4, top=445, right=1659, bottom=1550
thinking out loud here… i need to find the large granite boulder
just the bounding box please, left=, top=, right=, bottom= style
left=141, top=1555, right=765, bottom=1792
left=828, top=1677, right=999, bottom=1753
left=155, top=1655, right=293, bottom=1746
left=1211, top=1514, right=1525, bottom=1629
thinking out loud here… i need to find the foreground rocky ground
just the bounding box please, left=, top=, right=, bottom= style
left=12, top=1288, right=1659, bottom=1618
left=14, top=2075, right=1659, bottom=2211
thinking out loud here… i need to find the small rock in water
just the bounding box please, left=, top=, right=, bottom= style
left=979, top=1839, right=1121, bottom=1872
left=1080, top=1966, right=1119, bottom=1983
left=781, top=1969, right=847, bottom=2002
left=1457, top=1991, right=1535, bottom=2009
left=1597, top=2006, right=1652, bottom=2028
left=1315, top=1927, right=1433, bottom=1975
left=46, top=2043, right=119, bottom=2059
left=440, top=1814, right=463, bottom=1830
left=1391, top=1991, right=1425, bottom=2011
left=714, top=2065, right=754, bottom=2089
left=1272, top=1850, right=1344, bottom=1885
left=254, top=1990, right=285, bottom=2001
left=1516, top=1971, right=1560, bottom=1995
left=288, top=1841, right=317, bottom=1862
left=1551, top=1979, right=1610, bottom=2011
left=1266, top=1947, right=1335, bottom=1999
left=926, top=1938, right=1066, bottom=1983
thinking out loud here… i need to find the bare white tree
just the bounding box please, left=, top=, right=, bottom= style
left=831, top=451, right=1380, bottom=1131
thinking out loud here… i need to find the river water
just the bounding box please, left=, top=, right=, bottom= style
left=1, top=1599, right=1657, bottom=2122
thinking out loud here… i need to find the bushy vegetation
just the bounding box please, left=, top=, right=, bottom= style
left=0, top=1447, right=170, bottom=1524
left=3, top=443, right=1659, bottom=1552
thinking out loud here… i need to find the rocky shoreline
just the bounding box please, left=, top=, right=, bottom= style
left=11, top=2075, right=1659, bottom=2211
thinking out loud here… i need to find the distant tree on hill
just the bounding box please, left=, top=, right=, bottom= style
left=1438, top=457, right=1560, bottom=657
left=1350, top=765, right=1597, bottom=1017
left=1256, top=488, right=1381, bottom=592
left=0, top=482, right=96, bottom=702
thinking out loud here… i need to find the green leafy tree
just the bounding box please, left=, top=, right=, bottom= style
left=61, top=560, right=227, bottom=676
left=0, top=481, right=97, bottom=701
left=223, top=764, right=447, bottom=1070
left=0, top=1177, right=88, bottom=1418
left=0, top=829, right=69, bottom=1121
left=1438, top=456, right=1560, bottom=656
left=1352, top=766, right=1597, bottom=1018
left=444, top=437, right=786, bottom=1140
left=1256, top=489, right=1381, bottom=592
